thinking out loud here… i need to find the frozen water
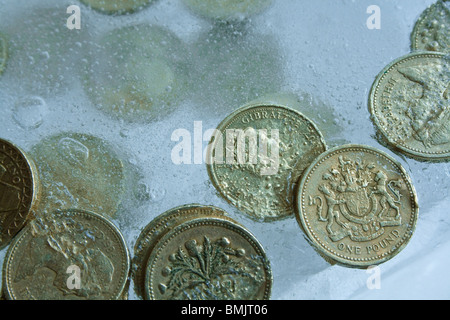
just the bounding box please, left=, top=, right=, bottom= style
left=0, top=0, right=449, bottom=300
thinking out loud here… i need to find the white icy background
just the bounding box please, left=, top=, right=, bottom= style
left=0, top=0, right=449, bottom=300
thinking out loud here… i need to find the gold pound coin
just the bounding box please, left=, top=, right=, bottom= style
left=411, top=0, right=449, bottom=53
left=295, top=145, right=419, bottom=268
left=0, top=139, right=39, bottom=250
left=182, top=0, right=273, bottom=21
left=132, top=204, right=234, bottom=299
left=30, top=132, right=125, bottom=218
left=369, top=52, right=450, bottom=161
left=206, top=104, right=327, bottom=222
left=0, top=33, right=7, bottom=75
left=144, top=217, right=272, bottom=300
left=3, top=209, right=130, bottom=300
left=80, top=0, right=153, bottom=15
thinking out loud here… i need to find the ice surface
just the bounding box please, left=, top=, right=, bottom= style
left=0, top=0, right=448, bottom=300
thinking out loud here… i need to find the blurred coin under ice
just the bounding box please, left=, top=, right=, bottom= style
left=182, top=0, right=273, bottom=21
left=82, top=24, right=190, bottom=123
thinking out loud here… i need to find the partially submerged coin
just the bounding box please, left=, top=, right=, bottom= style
left=144, top=217, right=272, bottom=300
left=296, top=145, right=419, bottom=268
left=82, top=24, right=189, bottom=123
left=411, top=0, right=449, bottom=53
left=3, top=209, right=130, bottom=300
left=206, top=104, right=327, bottom=222
left=132, top=204, right=233, bottom=299
left=30, top=132, right=125, bottom=218
left=80, top=0, right=152, bottom=15
left=0, top=33, right=7, bottom=75
left=182, top=0, right=273, bottom=21
left=369, top=52, right=450, bottom=161
left=0, top=139, right=39, bottom=250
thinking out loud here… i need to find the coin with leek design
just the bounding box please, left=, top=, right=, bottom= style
left=369, top=52, right=450, bottom=161
left=3, top=209, right=130, bottom=300
left=132, top=204, right=235, bottom=299
left=206, top=104, right=327, bottom=222
left=144, top=217, right=272, bottom=300
left=0, top=138, right=39, bottom=250
left=411, top=0, right=449, bottom=53
left=80, top=0, right=153, bottom=14
left=296, top=144, right=419, bottom=268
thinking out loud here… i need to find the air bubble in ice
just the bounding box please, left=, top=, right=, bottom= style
left=12, top=96, right=47, bottom=129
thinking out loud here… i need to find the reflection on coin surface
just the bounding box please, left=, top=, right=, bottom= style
left=411, top=0, right=449, bottom=53
left=30, top=132, right=125, bottom=218
left=182, top=0, right=272, bottom=21
left=206, top=104, right=327, bottom=222
left=80, top=0, right=152, bottom=14
left=0, top=139, right=39, bottom=249
left=82, top=24, right=188, bottom=123
left=132, top=204, right=231, bottom=299
left=144, top=217, right=272, bottom=300
left=369, top=52, right=450, bottom=161
left=4, top=209, right=130, bottom=300
left=296, top=145, right=419, bottom=268
left=0, top=32, right=7, bottom=75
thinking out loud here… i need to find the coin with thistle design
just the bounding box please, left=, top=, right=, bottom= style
left=132, top=204, right=234, bottom=299
left=296, top=145, right=419, bottom=268
left=411, top=0, right=449, bottom=53
left=144, top=217, right=272, bottom=300
left=206, top=104, right=327, bottom=222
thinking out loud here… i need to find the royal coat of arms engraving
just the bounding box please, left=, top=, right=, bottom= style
left=309, top=156, right=403, bottom=242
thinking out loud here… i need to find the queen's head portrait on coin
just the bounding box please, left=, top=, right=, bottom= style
left=296, top=145, right=419, bottom=268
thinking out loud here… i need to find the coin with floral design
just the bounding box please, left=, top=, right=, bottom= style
left=132, top=204, right=234, bottom=299
left=144, top=217, right=272, bottom=300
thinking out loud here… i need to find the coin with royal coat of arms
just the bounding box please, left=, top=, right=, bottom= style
left=295, top=145, right=419, bottom=268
